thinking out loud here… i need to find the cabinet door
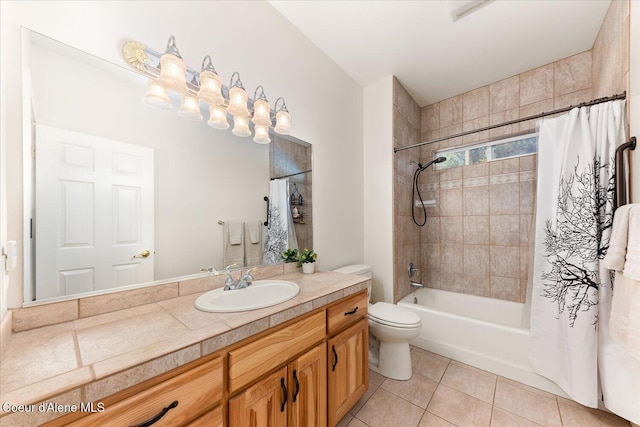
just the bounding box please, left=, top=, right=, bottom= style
left=327, top=318, right=369, bottom=427
left=229, top=366, right=288, bottom=427
left=288, top=342, right=327, bottom=427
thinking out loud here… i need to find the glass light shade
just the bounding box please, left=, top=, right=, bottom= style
left=158, top=53, right=187, bottom=92
left=208, top=105, right=229, bottom=130
left=251, top=98, right=271, bottom=126
left=253, top=124, right=271, bottom=144
left=198, top=70, right=224, bottom=106
left=227, top=86, right=249, bottom=117
left=274, top=110, right=292, bottom=135
left=178, top=94, right=203, bottom=121
left=232, top=116, right=251, bottom=137
left=143, top=79, right=172, bottom=110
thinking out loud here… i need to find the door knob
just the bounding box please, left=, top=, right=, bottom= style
left=134, top=250, right=151, bottom=259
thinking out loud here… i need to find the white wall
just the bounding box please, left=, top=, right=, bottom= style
left=0, top=0, right=364, bottom=312
left=363, top=76, right=394, bottom=303
left=631, top=0, right=640, bottom=203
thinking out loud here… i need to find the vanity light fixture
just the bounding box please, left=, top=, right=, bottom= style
left=232, top=115, right=252, bottom=137
left=208, top=105, right=230, bottom=130
left=122, top=36, right=292, bottom=143
left=274, top=97, right=292, bottom=135
left=143, top=79, right=172, bottom=110
left=157, top=36, right=187, bottom=92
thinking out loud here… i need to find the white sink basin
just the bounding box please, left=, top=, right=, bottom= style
left=194, top=280, right=300, bottom=313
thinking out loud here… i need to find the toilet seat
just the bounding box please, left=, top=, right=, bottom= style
left=368, top=302, right=421, bottom=329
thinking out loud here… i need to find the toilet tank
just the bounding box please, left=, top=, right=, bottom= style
left=333, top=264, right=372, bottom=301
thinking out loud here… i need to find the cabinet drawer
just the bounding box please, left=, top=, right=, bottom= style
left=327, top=291, right=367, bottom=335
left=185, top=405, right=223, bottom=427
left=228, top=311, right=326, bottom=393
left=68, top=357, right=222, bottom=427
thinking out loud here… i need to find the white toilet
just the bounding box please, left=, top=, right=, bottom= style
left=333, top=264, right=422, bottom=380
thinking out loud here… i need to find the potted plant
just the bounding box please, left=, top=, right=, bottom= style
left=281, top=248, right=299, bottom=263
left=297, top=248, right=318, bottom=274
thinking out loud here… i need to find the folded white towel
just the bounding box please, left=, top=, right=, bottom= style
left=624, top=206, right=640, bottom=281
left=228, top=222, right=243, bottom=246
left=248, top=221, right=261, bottom=244
left=609, top=273, right=640, bottom=361
left=603, top=205, right=632, bottom=271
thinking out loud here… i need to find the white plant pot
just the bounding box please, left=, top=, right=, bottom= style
left=302, top=262, right=315, bottom=274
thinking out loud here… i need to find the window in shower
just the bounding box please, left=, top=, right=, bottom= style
left=435, top=132, right=538, bottom=170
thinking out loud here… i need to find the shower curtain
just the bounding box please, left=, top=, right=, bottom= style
left=530, top=100, right=627, bottom=408
left=263, top=179, right=298, bottom=264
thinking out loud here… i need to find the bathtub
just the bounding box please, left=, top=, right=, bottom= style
left=398, top=288, right=567, bottom=396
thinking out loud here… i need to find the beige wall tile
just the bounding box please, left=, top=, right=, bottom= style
left=489, top=107, right=520, bottom=138
left=463, top=116, right=489, bottom=144
left=519, top=154, right=536, bottom=172
left=490, top=246, right=520, bottom=278
left=440, top=188, right=463, bottom=216
left=464, top=245, right=490, bottom=276
left=490, top=276, right=521, bottom=302
left=464, top=216, right=490, bottom=245
left=463, top=86, right=490, bottom=121
left=439, top=124, right=463, bottom=148
left=421, top=103, right=440, bottom=133
left=463, top=162, right=489, bottom=179
left=519, top=180, right=536, bottom=214
left=442, top=244, right=463, bottom=271
left=422, top=243, right=441, bottom=270
left=440, top=216, right=463, bottom=244
left=490, top=182, right=520, bottom=215
left=464, top=273, right=491, bottom=297
left=421, top=217, right=440, bottom=243
left=554, top=51, right=592, bottom=96
left=490, top=158, right=519, bottom=175
left=554, top=88, right=593, bottom=110
left=440, top=271, right=465, bottom=293
left=519, top=98, right=554, bottom=132
left=520, top=215, right=534, bottom=245
left=79, top=283, right=179, bottom=318
left=12, top=300, right=78, bottom=332
left=463, top=186, right=489, bottom=216
left=490, top=75, right=520, bottom=114
left=439, top=95, right=463, bottom=127
left=490, top=215, right=520, bottom=246
left=520, top=64, right=554, bottom=106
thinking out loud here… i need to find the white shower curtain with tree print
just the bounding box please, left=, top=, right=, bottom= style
left=530, top=100, right=625, bottom=407
left=263, top=179, right=298, bottom=264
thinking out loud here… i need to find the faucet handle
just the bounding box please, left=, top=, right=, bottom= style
left=199, top=266, right=218, bottom=274
left=224, top=263, right=238, bottom=272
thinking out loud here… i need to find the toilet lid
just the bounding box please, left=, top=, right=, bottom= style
left=368, top=302, right=421, bottom=328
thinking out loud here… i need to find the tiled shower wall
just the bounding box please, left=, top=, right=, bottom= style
left=269, top=136, right=313, bottom=252
left=393, top=1, right=628, bottom=304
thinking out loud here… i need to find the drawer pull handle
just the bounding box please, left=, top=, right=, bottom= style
left=280, top=377, right=287, bottom=412
left=332, top=345, right=338, bottom=372
left=292, top=369, right=300, bottom=403
left=130, top=400, right=178, bottom=427
left=344, top=307, right=359, bottom=316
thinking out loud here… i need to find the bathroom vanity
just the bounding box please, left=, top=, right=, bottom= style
left=0, top=268, right=369, bottom=426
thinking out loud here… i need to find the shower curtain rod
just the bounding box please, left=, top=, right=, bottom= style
left=394, top=91, right=627, bottom=153
left=271, top=169, right=312, bottom=180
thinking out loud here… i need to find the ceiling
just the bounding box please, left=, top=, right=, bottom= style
left=269, top=0, right=612, bottom=107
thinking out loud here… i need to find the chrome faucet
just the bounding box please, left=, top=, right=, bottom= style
left=200, top=263, right=255, bottom=290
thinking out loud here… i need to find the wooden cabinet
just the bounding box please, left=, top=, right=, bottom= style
left=49, top=356, right=223, bottom=427
left=327, top=318, right=369, bottom=427
left=288, top=342, right=327, bottom=427
left=229, top=366, right=288, bottom=427
left=230, top=342, right=327, bottom=427
left=186, top=406, right=223, bottom=427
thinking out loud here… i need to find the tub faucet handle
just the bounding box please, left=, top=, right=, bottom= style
left=408, top=262, right=419, bottom=278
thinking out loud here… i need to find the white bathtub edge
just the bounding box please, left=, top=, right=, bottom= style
left=411, top=336, right=569, bottom=398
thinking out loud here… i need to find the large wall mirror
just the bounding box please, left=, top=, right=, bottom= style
left=22, top=29, right=312, bottom=303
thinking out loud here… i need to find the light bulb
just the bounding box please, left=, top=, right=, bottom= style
left=143, top=79, right=172, bottom=110
left=252, top=98, right=271, bottom=126
left=208, top=105, right=229, bottom=130
left=232, top=115, right=251, bottom=137
left=178, top=94, right=203, bottom=121
left=228, top=86, right=249, bottom=117
left=198, top=70, right=224, bottom=106
left=253, top=125, right=271, bottom=144
left=158, top=53, right=187, bottom=92
left=274, top=109, right=291, bottom=135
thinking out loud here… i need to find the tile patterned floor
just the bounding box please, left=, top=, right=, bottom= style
left=337, top=347, right=632, bottom=427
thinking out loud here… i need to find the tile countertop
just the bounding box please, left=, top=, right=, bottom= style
left=0, top=270, right=369, bottom=424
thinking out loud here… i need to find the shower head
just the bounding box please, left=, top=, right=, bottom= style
left=418, top=156, right=447, bottom=171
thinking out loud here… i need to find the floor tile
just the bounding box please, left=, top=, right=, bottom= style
left=558, top=401, right=632, bottom=427
left=418, top=411, right=456, bottom=426
left=356, top=388, right=425, bottom=427
left=427, top=384, right=493, bottom=427
left=349, top=381, right=379, bottom=416
left=493, top=380, right=561, bottom=427
left=336, top=414, right=354, bottom=427
left=411, top=348, right=450, bottom=382
left=381, top=373, right=438, bottom=408
left=491, top=407, right=543, bottom=426
left=441, top=362, right=497, bottom=403
left=347, top=418, right=369, bottom=427
left=368, top=369, right=386, bottom=387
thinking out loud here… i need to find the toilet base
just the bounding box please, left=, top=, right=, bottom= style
left=370, top=341, right=413, bottom=380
